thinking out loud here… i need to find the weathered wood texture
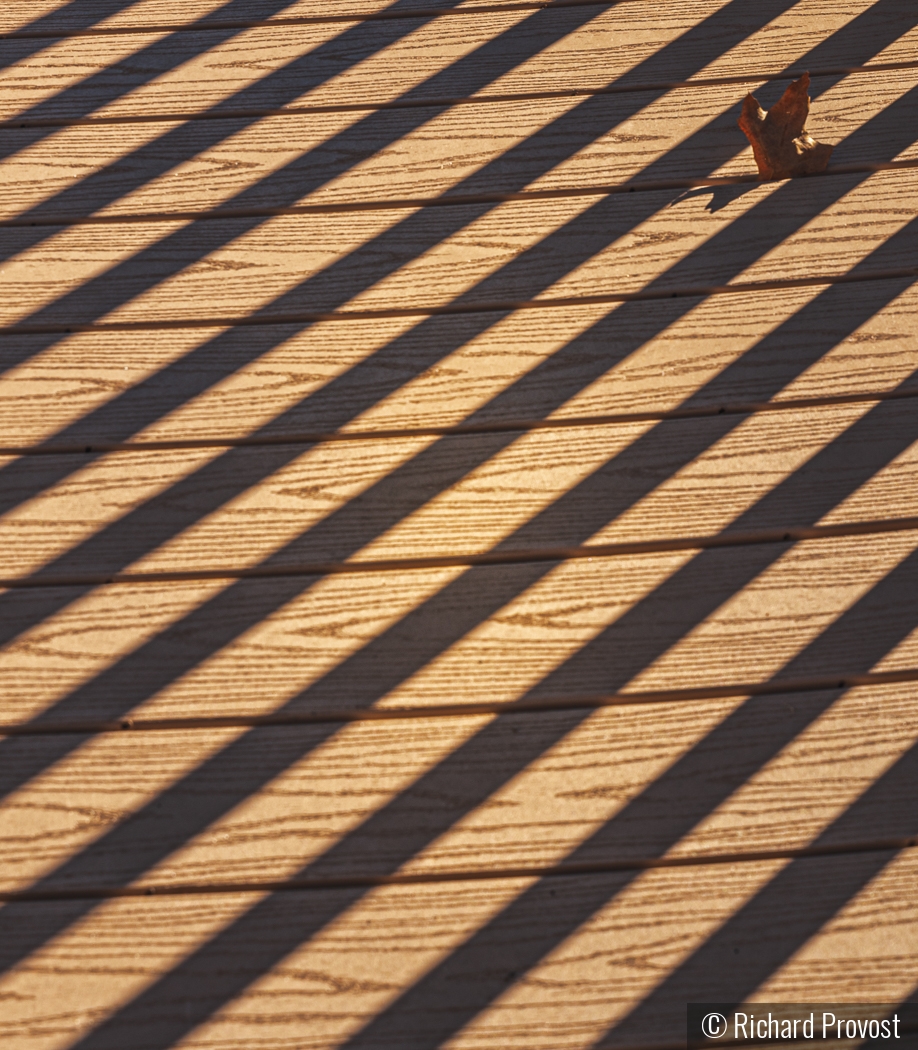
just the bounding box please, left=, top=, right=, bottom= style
left=3, top=530, right=917, bottom=725
left=2, top=280, right=917, bottom=448
left=4, top=68, right=918, bottom=223
left=5, top=2, right=914, bottom=124
left=1, top=682, right=915, bottom=892
left=1, top=399, right=916, bottom=579
left=0, top=851, right=915, bottom=1050
left=5, top=170, right=917, bottom=330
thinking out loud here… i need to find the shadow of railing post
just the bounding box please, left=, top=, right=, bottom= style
left=1, top=104, right=917, bottom=996
left=44, top=506, right=918, bottom=1050
left=0, top=3, right=916, bottom=1042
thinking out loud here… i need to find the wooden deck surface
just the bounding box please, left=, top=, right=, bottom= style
left=1, top=1, right=917, bottom=1047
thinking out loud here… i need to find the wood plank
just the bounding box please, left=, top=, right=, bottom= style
left=1, top=681, right=915, bottom=892
left=0, top=4, right=724, bottom=124
left=0, top=0, right=533, bottom=36
left=0, top=850, right=915, bottom=1048
left=5, top=169, right=917, bottom=330
left=2, top=530, right=917, bottom=725
left=4, top=4, right=914, bottom=1039
left=3, top=1, right=913, bottom=124
left=5, top=67, right=918, bottom=224
left=1, top=398, right=917, bottom=579
left=2, top=279, right=917, bottom=449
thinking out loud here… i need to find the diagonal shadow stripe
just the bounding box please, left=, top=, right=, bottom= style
left=0, top=172, right=915, bottom=918
left=0, top=71, right=914, bottom=823
left=5, top=0, right=138, bottom=33
left=44, top=498, right=918, bottom=1050
left=0, top=4, right=911, bottom=991
left=596, top=747, right=918, bottom=1048
left=16, top=0, right=864, bottom=238
left=2, top=69, right=915, bottom=626
left=9, top=0, right=903, bottom=455
left=1, top=4, right=907, bottom=1041
left=1, top=96, right=915, bottom=669
left=0, top=347, right=914, bottom=1043
left=0, top=0, right=616, bottom=241
left=0, top=0, right=193, bottom=72
left=1, top=6, right=912, bottom=556
left=0, top=0, right=906, bottom=590
left=0, top=0, right=144, bottom=65
left=0, top=0, right=461, bottom=131
left=326, top=556, right=918, bottom=1050
left=1, top=0, right=528, bottom=40
left=1, top=289, right=908, bottom=926
left=0, top=0, right=806, bottom=325
left=7, top=0, right=913, bottom=242
left=1, top=328, right=915, bottom=989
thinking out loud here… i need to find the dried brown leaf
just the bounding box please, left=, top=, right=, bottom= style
left=738, top=72, right=834, bottom=181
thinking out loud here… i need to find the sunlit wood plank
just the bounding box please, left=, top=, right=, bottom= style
left=0, top=398, right=915, bottom=578
left=0, top=681, right=914, bottom=893
left=1, top=530, right=916, bottom=725
left=2, top=279, right=916, bottom=449
left=0, top=849, right=914, bottom=1049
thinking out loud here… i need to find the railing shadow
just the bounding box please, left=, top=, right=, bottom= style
left=0, top=0, right=473, bottom=130
left=0, top=1, right=909, bottom=727
left=1, top=1, right=913, bottom=547
left=3, top=63, right=916, bottom=625
left=1, top=0, right=811, bottom=337
left=0, top=1, right=916, bottom=1045
left=1, top=314, right=916, bottom=1037
left=35, top=475, right=918, bottom=1050
left=1, top=84, right=916, bottom=967
left=598, top=749, right=918, bottom=1046
left=0, top=82, right=914, bottom=724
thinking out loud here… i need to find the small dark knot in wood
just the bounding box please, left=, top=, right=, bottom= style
left=738, top=72, right=833, bottom=180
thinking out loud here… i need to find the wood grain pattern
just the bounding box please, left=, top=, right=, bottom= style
left=5, top=169, right=917, bottom=330
left=0, top=0, right=547, bottom=36
left=3, top=3, right=917, bottom=1038
left=1, top=399, right=916, bottom=579
left=5, top=68, right=918, bottom=223
left=2, top=279, right=917, bottom=449
left=0, top=4, right=719, bottom=124
left=1, top=681, right=915, bottom=892
left=3, top=1, right=913, bottom=124
left=2, top=530, right=917, bottom=726
left=0, top=850, right=915, bottom=1049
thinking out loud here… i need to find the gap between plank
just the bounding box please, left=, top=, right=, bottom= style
left=0, top=0, right=628, bottom=40
left=1, top=837, right=915, bottom=903
left=5, top=265, right=917, bottom=336
left=6, top=158, right=918, bottom=229
left=2, top=517, right=917, bottom=590
left=4, top=60, right=916, bottom=129
left=7, top=387, right=917, bottom=458
left=3, top=668, right=917, bottom=738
